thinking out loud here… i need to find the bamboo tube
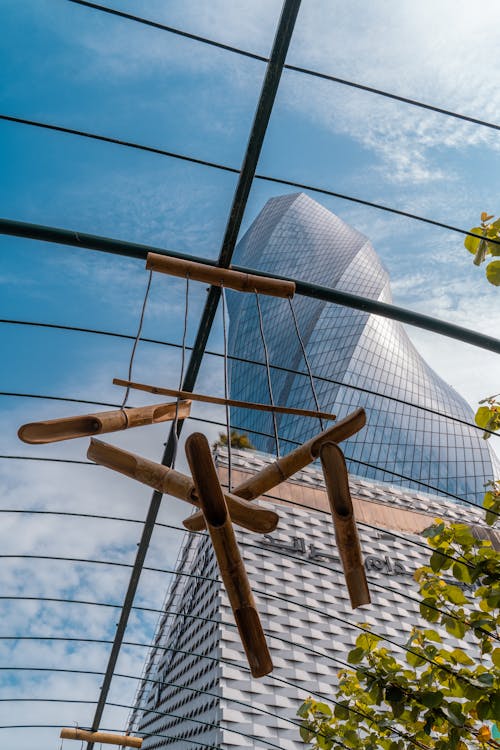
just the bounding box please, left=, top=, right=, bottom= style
left=87, top=439, right=278, bottom=534
left=183, top=407, right=366, bottom=532
left=185, top=432, right=273, bottom=678
left=113, top=379, right=336, bottom=422
left=146, top=252, right=295, bottom=299
left=60, top=728, right=142, bottom=747
left=319, top=442, right=371, bottom=609
left=18, top=401, right=191, bottom=444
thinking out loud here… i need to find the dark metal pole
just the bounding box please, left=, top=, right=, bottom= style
left=2, top=216, right=500, bottom=355
left=84, top=1, right=302, bottom=744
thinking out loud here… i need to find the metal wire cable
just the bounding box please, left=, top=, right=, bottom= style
left=254, top=291, right=280, bottom=458
left=2, top=114, right=499, bottom=247
left=65, top=0, right=500, bottom=134
left=0, top=724, right=219, bottom=750
left=120, top=270, right=153, bottom=409
left=287, top=295, right=324, bottom=431
left=171, top=275, right=190, bottom=469
left=0, top=503, right=479, bottom=568
left=2, top=317, right=497, bottom=439
left=2, top=547, right=493, bottom=653
left=221, top=286, right=232, bottom=490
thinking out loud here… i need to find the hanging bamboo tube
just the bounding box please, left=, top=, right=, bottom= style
left=146, top=252, right=296, bottom=299
left=60, top=728, right=142, bottom=747
left=18, top=400, right=191, bottom=444
left=319, top=441, right=371, bottom=609
left=87, top=439, right=278, bottom=535
left=112, top=379, right=336, bottom=422
left=183, top=407, right=366, bottom=532
left=185, top=432, right=273, bottom=678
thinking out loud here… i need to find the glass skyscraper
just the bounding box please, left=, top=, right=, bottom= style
left=227, top=192, right=496, bottom=505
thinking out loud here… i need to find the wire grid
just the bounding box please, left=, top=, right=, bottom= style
left=0, top=0, right=499, bottom=748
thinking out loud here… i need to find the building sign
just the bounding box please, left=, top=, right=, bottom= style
left=261, top=534, right=409, bottom=576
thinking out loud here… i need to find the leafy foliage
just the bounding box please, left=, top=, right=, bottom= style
left=475, top=395, right=500, bottom=440
left=298, top=512, right=500, bottom=749
left=212, top=430, right=255, bottom=450
left=464, top=212, right=500, bottom=286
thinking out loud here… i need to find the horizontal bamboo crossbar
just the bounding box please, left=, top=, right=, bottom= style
left=185, top=432, right=273, bottom=678
left=113, top=379, right=336, bottom=421
left=183, top=407, right=366, bottom=532
left=320, top=441, right=371, bottom=609
left=60, top=728, right=142, bottom=747
left=18, top=401, right=191, bottom=444
left=87, top=439, right=278, bottom=535
left=146, top=252, right=295, bottom=298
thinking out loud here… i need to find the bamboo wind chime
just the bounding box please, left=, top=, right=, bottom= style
left=19, top=252, right=371, bottom=742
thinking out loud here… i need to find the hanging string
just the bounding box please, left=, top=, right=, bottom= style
left=171, top=275, right=189, bottom=469
left=120, top=270, right=153, bottom=409
left=254, top=291, right=280, bottom=458
left=221, top=286, right=232, bottom=491
left=288, top=296, right=324, bottom=431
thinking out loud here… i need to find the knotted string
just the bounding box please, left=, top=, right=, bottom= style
left=221, top=285, right=232, bottom=490
left=171, top=274, right=189, bottom=469
left=288, top=295, right=324, bottom=431
left=254, top=291, right=280, bottom=458
left=120, top=269, right=153, bottom=411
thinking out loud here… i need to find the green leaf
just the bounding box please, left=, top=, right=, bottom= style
left=423, top=629, right=442, bottom=643
left=315, top=702, right=332, bottom=717
left=420, top=691, right=443, bottom=708
left=347, top=646, right=365, bottom=664
left=386, top=686, right=404, bottom=704
left=492, top=648, right=500, bottom=667
left=486, top=259, right=500, bottom=285
left=450, top=648, right=474, bottom=665
left=406, top=650, right=427, bottom=667
left=464, top=228, right=483, bottom=254
left=477, top=672, right=494, bottom=687
left=300, top=724, right=315, bottom=743
left=446, top=703, right=465, bottom=727
left=452, top=562, right=471, bottom=583
left=430, top=550, right=448, bottom=572
left=476, top=406, right=494, bottom=429
left=446, top=585, right=468, bottom=605
left=333, top=702, right=350, bottom=720
left=297, top=701, right=310, bottom=718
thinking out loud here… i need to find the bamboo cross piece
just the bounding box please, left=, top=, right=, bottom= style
left=87, top=439, right=279, bottom=535
left=18, top=400, right=191, bottom=444
left=146, top=252, right=296, bottom=299
left=112, top=379, right=336, bottom=422
left=183, top=408, right=366, bottom=532
left=60, top=728, right=142, bottom=747
left=320, top=441, right=371, bottom=609
left=185, top=432, right=273, bottom=678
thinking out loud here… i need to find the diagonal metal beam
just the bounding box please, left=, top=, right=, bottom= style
left=85, top=1, right=302, bottom=745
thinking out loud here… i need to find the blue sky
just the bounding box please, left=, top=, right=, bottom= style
left=1, top=1, right=500, bottom=747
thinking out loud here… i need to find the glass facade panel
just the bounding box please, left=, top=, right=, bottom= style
left=228, top=193, right=497, bottom=505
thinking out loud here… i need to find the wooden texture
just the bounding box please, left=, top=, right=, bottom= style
left=185, top=432, right=273, bottom=678
left=87, top=439, right=278, bottom=534
left=60, top=728, right=142, bottom=747
left=320, top=442, right=371, bottom=609
left=183, top=407, right=366, bottom=532
left=113, top=379, right=336, bottom=422
left=18, top=400, right=191, bottom=444
left=146, top=252, right=295, bottom=298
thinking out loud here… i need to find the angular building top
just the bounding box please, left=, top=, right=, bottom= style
left=228, top=192, right=496, bottom=504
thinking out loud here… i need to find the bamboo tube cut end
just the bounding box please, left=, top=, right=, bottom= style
left=87, top=438, right=137, bottom=476
left=345, top=568, right=371, bottom=609
left=18, top=415, right=103, bottom=444
left=235, top=605, right=273, bottom=677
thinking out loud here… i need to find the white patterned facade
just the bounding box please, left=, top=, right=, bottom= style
left=129, top=448, right=496, bottom=749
